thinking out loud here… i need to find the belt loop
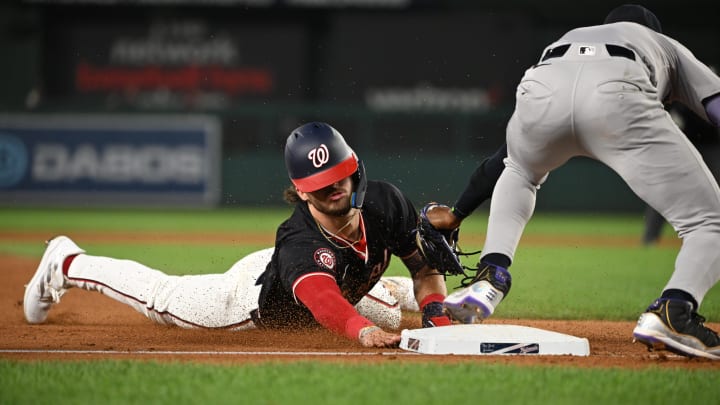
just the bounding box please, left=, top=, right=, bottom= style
left=541, top=44, right=570, bottom=62
left=605, top=44, right=635, bottom=61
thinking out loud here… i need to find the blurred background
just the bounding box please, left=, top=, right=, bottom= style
left=1, top=0, right=719, bottom=211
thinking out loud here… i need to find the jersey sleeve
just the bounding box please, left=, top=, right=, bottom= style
left=665, top=36, right=720, bottom=122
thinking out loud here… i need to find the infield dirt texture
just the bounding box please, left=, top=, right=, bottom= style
left=1, top=230, right=718, bottom=369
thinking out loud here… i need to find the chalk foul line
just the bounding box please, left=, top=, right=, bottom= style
left=0, top=349, right=418, bottom=356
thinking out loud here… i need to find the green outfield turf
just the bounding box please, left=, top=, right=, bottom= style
left=1, top=207, right=714, bottom=320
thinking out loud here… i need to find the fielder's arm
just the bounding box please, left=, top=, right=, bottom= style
left=402, top=250, right=452, bottom=327
left=704, top=93, right=720, bottom=126
left=449, top=142, right=507, bottom=221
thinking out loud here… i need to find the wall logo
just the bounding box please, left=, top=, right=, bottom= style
left=31, top=143, right=205, bottom=184
left=0, top=114, right=220, bottom=207
left=0, top=133, right=29, bottom=188
left=307, top=144, right=329, bottom=168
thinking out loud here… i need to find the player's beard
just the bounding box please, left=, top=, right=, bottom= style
left=310, top=193, right=352, bottom=217
left=305, top=183, right=354, bottom=217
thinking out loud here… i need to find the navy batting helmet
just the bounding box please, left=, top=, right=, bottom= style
left=604, top=4, right=662, bottom=33
left=284, top=122, right=367, bottom=208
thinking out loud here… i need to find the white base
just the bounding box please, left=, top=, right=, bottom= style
left=400, top=324, right=590, bottom=356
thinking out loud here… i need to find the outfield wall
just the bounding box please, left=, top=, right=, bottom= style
left=1, top=2, right=718, bottom=211
left=222, top=150, right=649, bottom=212
left=3, top=110, right=720, bottom=212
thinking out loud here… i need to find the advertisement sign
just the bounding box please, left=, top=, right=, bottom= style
left=320, top=13, right=540, bottom=112
left=0, top=114, right=221, bottom=207
left=44, top=17, right=308, bottom=110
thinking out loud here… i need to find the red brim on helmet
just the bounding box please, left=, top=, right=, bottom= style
left=291, top=154, right=359, bottom=193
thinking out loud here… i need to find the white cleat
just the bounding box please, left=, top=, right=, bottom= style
left=443, top=263, right=512, bottom=324
left=23, top=236, right=85, bottom=324
left=443, top=282, right=505, bottom=324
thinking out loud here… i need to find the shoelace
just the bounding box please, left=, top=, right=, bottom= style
left=44, top=263, right=67, bottom=304
left=690, top=312, right=720, bottom=343
left=48, top=287, right=66, bottom=303
left=459, top=274, right=478, bottom=288
left=457, top=258, right=487, bottom=288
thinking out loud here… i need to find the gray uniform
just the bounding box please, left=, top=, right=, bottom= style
left=484, top=22, right=720, bottom=305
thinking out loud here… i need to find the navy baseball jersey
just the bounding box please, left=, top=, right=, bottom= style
left=255, top=180, right=419, bottom=328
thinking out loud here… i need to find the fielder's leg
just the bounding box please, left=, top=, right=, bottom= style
left=576, top=65, right=720, bottom=359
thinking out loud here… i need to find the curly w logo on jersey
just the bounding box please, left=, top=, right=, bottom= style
left=314, top=248, right=336, bottom=271
left=307, top=144, right=330, bottom=168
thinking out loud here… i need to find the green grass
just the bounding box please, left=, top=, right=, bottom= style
left=1, top=207, right=714, bottom=319
left=0, top=207, right=650, bottom=235
left=0, top=207, right=290, bottom=233
left=2, top=207, right=720, bottom=403
left=1, top=361, right=718, bottom=405
left=490, top=245, right=683, bottom=320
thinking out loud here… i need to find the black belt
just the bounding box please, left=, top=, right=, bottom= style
left=540, top=44, right=636, bottom=62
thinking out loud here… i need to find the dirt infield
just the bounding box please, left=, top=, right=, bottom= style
left=2, top=249, right=718, bottom=369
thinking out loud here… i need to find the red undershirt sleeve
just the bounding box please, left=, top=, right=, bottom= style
left=293, top=274, right=374, bottom=341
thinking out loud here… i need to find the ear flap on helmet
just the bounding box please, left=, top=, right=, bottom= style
left=351, top=159, right=367, bottom=209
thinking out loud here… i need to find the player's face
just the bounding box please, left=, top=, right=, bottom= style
left=303, top=176, right=353, bottom=217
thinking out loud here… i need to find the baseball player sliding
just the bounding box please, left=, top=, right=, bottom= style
left=430, top=4, right=720, bottom=360
left=23, top=122, right=448, bottom=348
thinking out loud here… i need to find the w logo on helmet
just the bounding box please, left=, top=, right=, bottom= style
left=285, top=123, right=363, bottom=202
left=308, top=144, right=330, bottom=168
